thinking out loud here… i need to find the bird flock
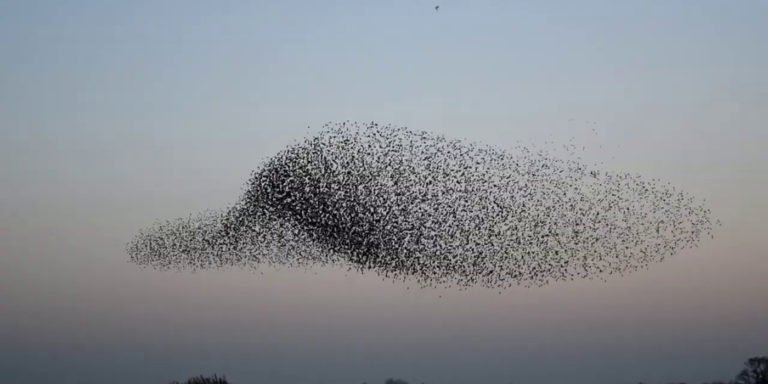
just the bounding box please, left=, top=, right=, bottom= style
left=127, top=122, right=716, bottom=288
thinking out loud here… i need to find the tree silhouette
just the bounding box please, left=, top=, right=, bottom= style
left=169, top=374, right=229, bottom=384
left=164, top=356, right=768, bottom=384
left=735, top=356, right=768, bottom=384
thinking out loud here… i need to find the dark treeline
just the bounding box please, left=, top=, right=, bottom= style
left=170, top=356, right=767, bottom=384
left=169, top=374, right=229, bottom=384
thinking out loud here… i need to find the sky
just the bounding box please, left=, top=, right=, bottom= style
left=1, top=1, right=767, bottom=383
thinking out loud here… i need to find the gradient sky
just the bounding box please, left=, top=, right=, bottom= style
left=1, top=1, right=767, bottom=383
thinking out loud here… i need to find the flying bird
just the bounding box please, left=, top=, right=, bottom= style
left=435, top=5, right=439, bottom=12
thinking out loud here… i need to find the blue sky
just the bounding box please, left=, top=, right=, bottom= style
left=1, top=1, right=767, bottom=383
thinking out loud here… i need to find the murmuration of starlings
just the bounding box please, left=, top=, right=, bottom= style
left=127, top=122, right=717, bottom=288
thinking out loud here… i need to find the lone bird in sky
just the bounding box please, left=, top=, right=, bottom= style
left=435, top=5, right=439, bottom=12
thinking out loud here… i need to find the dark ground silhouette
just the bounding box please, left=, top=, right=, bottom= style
left=170, top=356, right=767, bottom=384
left=169, top=374, right=229, bottom=384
